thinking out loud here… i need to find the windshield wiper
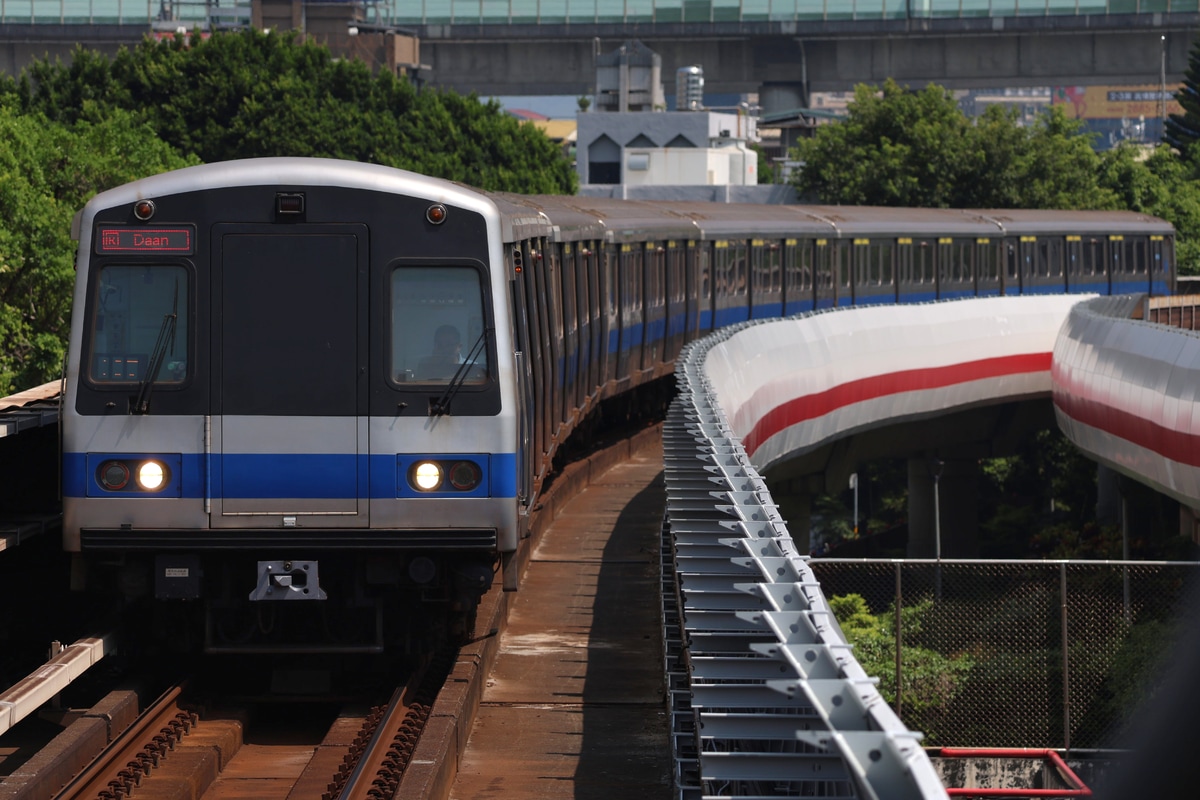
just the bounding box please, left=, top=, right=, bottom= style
left=131, top=280, right=179, bottom=415
left=430, top=329, right=489, bottom=417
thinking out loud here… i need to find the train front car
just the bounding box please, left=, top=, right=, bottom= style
left=62, top=158, right=517, bottom=652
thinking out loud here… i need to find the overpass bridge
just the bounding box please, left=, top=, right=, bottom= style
left=0, top=0, right=1196, bottom=110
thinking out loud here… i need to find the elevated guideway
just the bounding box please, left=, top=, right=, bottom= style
left=664, top=293, right=1199, bottom=798
left=1055, top=294, right=1200, bottom=513
left=0, top=0, right=1194, bottom=99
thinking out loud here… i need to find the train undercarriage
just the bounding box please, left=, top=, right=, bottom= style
left=73, top=549, right=496, bottom=654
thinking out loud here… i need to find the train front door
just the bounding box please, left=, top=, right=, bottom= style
left=210, top=225, right=370, bottom=526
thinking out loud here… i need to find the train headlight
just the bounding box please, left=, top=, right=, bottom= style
left=411, top=461, right=443, bottom=491
left=449, top=460, right=482, bottom=491
left=136, top=460, right=168, bottom=491
left=98, top=461, right=130, bottom=491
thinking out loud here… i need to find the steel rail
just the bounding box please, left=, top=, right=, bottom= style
left=55, top=685, right=196, bottom=800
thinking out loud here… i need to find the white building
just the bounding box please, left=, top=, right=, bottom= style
left=577, top=41, right=793, bottom=203
left=577, top=110, right=758, bottom=187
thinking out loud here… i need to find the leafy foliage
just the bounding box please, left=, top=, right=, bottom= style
left=0, top=101, right=196, bottom=393
left=792, top=79, right=1117, bottom=210
left=830, top=593, right=973, bottom=742
left=1097, top=143, right=1200, bottom=275
left=1164, top=35, right=1200, bottom=155
left=7, top=30, right=576, bottom=194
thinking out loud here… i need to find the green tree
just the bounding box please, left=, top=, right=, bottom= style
left=791, top=79, right=1114, bottom=210
left=8, top=31, right=575, bottom=194
left=1164, top=34, right=1200, bottom=155
left=0, top=101, right=197, bottom=392
left=1098, top=143, right=1200, bottom=275
left=791, top=80, right=976, bottom=207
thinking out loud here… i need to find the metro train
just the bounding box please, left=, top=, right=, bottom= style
left=60, top=157, right=1176, bottom=652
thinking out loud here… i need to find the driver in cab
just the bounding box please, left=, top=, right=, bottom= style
left=418, top=324, right=463, bottom=379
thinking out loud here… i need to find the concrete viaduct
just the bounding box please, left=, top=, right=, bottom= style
left=0, top=6, right=1197, bottom=111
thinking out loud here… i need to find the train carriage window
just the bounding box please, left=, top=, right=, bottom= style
left=916, top=240, right=934, bottom=284
left=1128, top=237, right=1148, bottom=274
left=1043, top=238, right=1063, bottom=280
left=391, top=266, right=489, bottom=384
left=88, top=264, right=189, bottom=384
left=767, top=240, right=782, bottom=296
left=877, top=241, right=894, bottom=286
left=835, top=242, right=853, bottom=305
left=953, top=240, right=971, bottom=282
left=789, top=238, right=810, bottom=292
left=976, top=238, right=999, bottom=288
left=853, top=239, right=870, bottom=286
left=1083, top=238, right=1103, bottom=277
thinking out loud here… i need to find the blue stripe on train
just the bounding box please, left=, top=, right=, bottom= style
left=63, top=451, right=518, bottom=499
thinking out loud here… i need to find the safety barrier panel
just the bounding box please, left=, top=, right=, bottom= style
left=662, top=315, right=948, bottom=799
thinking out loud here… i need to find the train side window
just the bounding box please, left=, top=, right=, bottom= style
left=917, top=240, right=934, bottom=284
left=88, top=264, right=189, bottom=384
left=1083, top=239, right=1101, bottom=276
left=1130, top=238, right=1147, bottom=274
left=391, top=266, right=489, bottom=384
left=977, top=239, right=998, bottom=285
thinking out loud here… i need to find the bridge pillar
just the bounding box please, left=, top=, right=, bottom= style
left=907, top=457, right=979, bottom=559
left=1181, top=505, right=1200, bottom=545
left=1096, top=464, right=1121, bottom=527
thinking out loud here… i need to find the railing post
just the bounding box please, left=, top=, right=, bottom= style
left=1060, top=562, right=1071, bottom=754
left=895, top=560, right=903, bottom=717
left=1122, top=491, right=1132, bottom=623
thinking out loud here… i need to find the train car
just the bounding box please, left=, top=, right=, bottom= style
left=63, top=159, right=517, bottom=651
left=969, top=208, right=1174, bottom=296
left=61, top=157, right=1177, bottom=653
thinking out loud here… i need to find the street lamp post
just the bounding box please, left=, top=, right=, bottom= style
left=849, top=472, right=858, bottom=536
left=931, top=458, right=944, bottom=600
left=1162, top=34, right=1168, bottom=137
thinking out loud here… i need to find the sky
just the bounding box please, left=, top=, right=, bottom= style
left=491, top=95, right=582, bottom=119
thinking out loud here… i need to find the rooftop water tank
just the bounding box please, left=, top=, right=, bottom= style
left=676, top=66, right=704, bottom=111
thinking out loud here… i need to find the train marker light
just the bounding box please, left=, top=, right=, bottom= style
left=449, top=460, right=481, bottom=491
left=99, top=461, right=130, bottom=491
left=276, top=193, right=305, bottom=215
left=133, top=200, right=156, bottom=221
left=448, top=460, right=480, bottom=491
left=426, top=204, right=447, bottom=225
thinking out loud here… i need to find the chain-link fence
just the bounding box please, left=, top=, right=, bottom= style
left=808, top=559, right=1200, bottom=750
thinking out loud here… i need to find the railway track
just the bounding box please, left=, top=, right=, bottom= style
left=0, top=376, right=668, bottom=799
left=0, top=647, right=455, bottom=800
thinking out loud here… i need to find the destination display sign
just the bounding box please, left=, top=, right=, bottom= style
left=95, top=226, right=195, bottom=255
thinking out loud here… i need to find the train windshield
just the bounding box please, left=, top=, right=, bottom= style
left=86, top=265, right=188, bottom=385
left=391, top=266, right=489, bottom=384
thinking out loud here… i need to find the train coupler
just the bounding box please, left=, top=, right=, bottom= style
left=249, top=560, right=329, bottom=601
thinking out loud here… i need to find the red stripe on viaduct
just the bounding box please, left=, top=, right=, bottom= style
left=741, top=353, right=1052, bottom=456
left=1052, top=371, right=1200, bottom=469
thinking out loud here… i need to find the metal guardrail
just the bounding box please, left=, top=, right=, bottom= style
left=662, top=323, right=947, bottom=800
left=390, top=0, right=1200, bottom=25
